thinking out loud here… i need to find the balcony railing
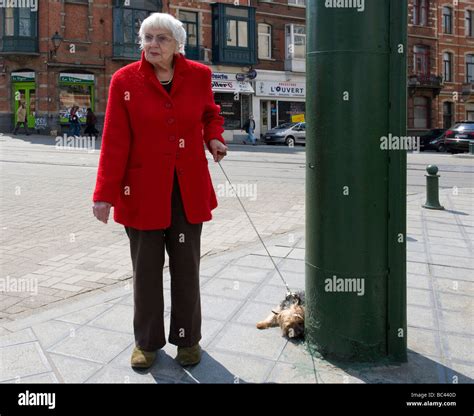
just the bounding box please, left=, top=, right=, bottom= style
left=184, top=45, right=206, bottom=62
left=113, top=42, right=141, bottom=60
left=0, top=36, right=38, bottom=53
left=408, top=73, right=444, bottom=89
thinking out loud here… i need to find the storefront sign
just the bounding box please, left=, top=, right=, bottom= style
left=59, top=73, right=94, bottom=84
left=12, top=72, right=35, bottom=82
left=212, top=72, right=254, bottom=94
left=256, top=81, right=305, bottom=97
left=292, top=114, right=305, bottom=123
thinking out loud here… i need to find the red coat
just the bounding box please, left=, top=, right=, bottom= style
left=93, top=52, right=226, bottom=230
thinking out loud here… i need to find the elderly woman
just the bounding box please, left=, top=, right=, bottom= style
left=92, top=12, right=227, bottom=369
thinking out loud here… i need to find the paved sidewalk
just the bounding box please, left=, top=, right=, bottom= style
left=0, top=133, right=304, bottom=321
left=0, top=188, right=472, bottom=383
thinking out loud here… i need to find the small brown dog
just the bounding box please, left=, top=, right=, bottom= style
left=256, top=291, right=305, bottom=339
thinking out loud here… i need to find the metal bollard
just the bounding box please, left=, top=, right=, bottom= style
left=469, top=141, right=474, bottom=155
left=422, top=165, right=444, bottom=210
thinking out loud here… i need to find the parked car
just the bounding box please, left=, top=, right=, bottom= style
left=264, top=122, right=306, bottom=146
left=419, top=128, right=447, bottom=152
left=444, top=121, right=474, bottom=153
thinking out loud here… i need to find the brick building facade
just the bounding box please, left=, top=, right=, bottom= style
left=1, top=1, right=472, bottom=140
left=0, top=0, right=307, bottom=141
left=408, top=0, right=474, bottom=136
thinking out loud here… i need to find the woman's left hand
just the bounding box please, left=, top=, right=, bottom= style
left=209, top=139, right=228, bottom=163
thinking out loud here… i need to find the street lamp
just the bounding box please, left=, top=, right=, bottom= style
left=50, top=31, right=63, bottom=59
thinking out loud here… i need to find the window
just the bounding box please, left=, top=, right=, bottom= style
left=225, top=8, right=248, bottom=48
left=466, top=10, right=474, bottom=37
left=214, top=93, right=241, bottom=130
left=467, top=54, right=474, bottom=83
left=258, top=24, right=271, bottom=59
left=413, top=0, right=428, bottom=26
left=286, top=24, right=306, bottom=59
left=211, top=3, right=256, bottom=65
left=179, top=10, right=200, bottom=60
left=414, top=97, right=430, bottom=129
left=0, top=6, right=38, bottom=52
left=443, top=6, right=452, bottom=34
left=288, top=0, right=306, bottom=6
left=179, top=11, right=198, bottom=47
left=5, top=7, right=14, bottom=36
left=113, top=0, right=162, bottom=59
left=413, top=45, right=430, bottom=75
left=443, top=52, right=452, bottom=82
left=443, top=102, right=453, bottom=129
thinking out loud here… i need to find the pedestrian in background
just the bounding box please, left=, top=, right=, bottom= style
left=13, top=102, right=30, bottom=136
left=242, top=114, right=256, bottom=145
left=68, top=105, right=81, bottom=137
left=84, top=108, right=99, bottom=139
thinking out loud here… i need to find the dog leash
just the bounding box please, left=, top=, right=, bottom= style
left=217, top=159, right=294, bottom=297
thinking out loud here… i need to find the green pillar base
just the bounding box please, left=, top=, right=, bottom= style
left=422, top=203, right=445, bottom=210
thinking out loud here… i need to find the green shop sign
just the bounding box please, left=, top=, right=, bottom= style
left=59, top=73, right=94, bottom=84
left=12, top=72, right=35, bottom=82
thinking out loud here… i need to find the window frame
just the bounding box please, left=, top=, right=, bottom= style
left=288, top=0, right=306, bottom=6
left=466, top=10, right=474, bottom=37
left=285, top=24, right=306, bottom=60
left=211, top=3, right=256, bottom=66
left=0, top=6, right=38, bottom=52
left=443, top=101, right=453, bottom=129
left=225, top=7, right=249, bottom=49
left=413, top=96, right=431, bottom=129
left=413, top=0, right=428, bottom=26
left=443, top=6, right=453, bottom=35
left=443, top=52, right=452, bottom=83
left=413, top=45, right=430, bottom=76
left=112, top=0, right=162, bottom=59
left=258, top=23, right=272, bottom=60
left=467, top=54, right=474, bottom=83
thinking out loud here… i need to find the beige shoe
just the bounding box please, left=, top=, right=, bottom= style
left=131, top=346, right=156, bottom=369
left=176, top=343, right=202, bottom=366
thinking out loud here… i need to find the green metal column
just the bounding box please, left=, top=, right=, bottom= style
left=305, top=0, right=407, bottom=361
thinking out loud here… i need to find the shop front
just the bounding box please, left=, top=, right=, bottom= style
left=254, top=78, right=306, bottom=138
left=11, top=71, right=36, bottom=129
left=211, top=72, right=254, bottom=142
left=58, top=73, right=95, bottom=131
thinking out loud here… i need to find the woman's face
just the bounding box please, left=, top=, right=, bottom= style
left=142, top=27, right=177, bottom=68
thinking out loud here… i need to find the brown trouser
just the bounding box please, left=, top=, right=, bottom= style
left=124, top=170, right=203, bottom=351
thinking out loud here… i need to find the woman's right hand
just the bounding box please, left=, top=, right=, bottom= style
left=93, top=201, right=112, bottom=224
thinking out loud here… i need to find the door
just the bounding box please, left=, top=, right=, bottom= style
left=13, top=83, right=36, bottom=128
left=260, top=100, right=268, bottom=135
left=270, top=100, right=277, bottom=128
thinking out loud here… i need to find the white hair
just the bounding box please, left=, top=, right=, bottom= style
left=138, top=12, right=187, bottom=54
